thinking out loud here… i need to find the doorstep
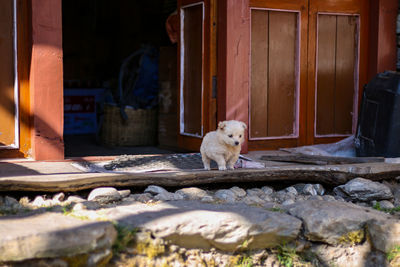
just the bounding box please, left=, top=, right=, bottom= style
left=0, top=151, right=400, bottom=192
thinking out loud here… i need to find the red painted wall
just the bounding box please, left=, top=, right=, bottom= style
left=30, top=0, right=64, bottom=160
left=218, top=0, right=250, bottom=152
left=369, top=0, right=398, bottom=78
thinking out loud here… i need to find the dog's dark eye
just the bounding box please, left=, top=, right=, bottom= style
left=239, top=135, right=242, bottom=138
left=228, top=134, right=233, bottom=138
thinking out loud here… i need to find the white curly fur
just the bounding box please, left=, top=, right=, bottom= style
left=200, top=120, right=247, bottom=171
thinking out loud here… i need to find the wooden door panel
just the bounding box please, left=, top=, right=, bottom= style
left=250, top=10, right=298, bottom=139
left=309, top=0, right=367, bottom=143
left=316, top=14, right=358, bottom=136
left=335, top=15, right=357, bottom=134
left=316, top=15, right=336, bottom=135
left=0, top=0, right=17, bottom=147
left=250, top=9, right=269, bottom=138
left=178, top=0, right=216, bottom=151
left=268, top=11, right=297, bottom=137
left=181, top=3, right=203, bottom=136
left=249, top=0, right=307, bottom=150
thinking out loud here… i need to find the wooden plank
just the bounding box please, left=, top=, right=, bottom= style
left=260, top=154, right=384, bottom=165
left=182, top=3, right=203, bottom=136
left=316, top=14, right=336, bottom=135
left=0, top=0, right=16, bottom=146
left=335, top=15, right=357, bottom=135
left=1, top=162, right=399, bottom=192
left=250, top=9, right=269, bottom=138
left=268, top=11, right=297, bottom=137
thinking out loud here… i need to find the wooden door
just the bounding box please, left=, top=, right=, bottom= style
left=248, top=0, right=308, bottom=150
left=307, top=0, right=369, bottom=144
left=0, top=0, right=19, bottom=149
left=248, top=0, right=369, bottom=150
left=177, top=0, right=217, bottom=151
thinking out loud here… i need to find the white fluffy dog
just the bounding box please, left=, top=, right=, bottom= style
left=200, top=120, right=247, bottom=170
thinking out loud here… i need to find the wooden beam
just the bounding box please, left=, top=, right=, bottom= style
left=1, top=162, right=400, bottom=192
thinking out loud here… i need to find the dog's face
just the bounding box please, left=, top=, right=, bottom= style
left=217, top=120, right=247, bottom=147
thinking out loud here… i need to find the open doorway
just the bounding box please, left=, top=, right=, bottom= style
left=62, top=0, right=180, bottom=157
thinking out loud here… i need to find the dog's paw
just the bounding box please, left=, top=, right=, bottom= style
left=227, top=166, right=234, bottom=170
left=218, top=166, right=227, bottom=171
left=204, top=166, right=211, bottom=171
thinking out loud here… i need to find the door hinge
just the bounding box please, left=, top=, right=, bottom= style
left=212, top=76, right=217, bottom=98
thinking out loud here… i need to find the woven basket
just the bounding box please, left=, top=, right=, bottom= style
left=101, top=104, right=157, bottom=146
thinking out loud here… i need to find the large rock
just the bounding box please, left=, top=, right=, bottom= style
left=87, top=187, right=122, bottom=203
left=333, top=178, right=393, bottom=202
left=367, top=219, right=400, bottom=253
left=311, top=242, right=387, bottom=267
left=0, top=212, right=116, bottom=262
left=103, top=201, right=302, bottom=251
left=286, top=200, right=391, bottom=245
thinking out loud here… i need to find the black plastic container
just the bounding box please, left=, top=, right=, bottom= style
left=356, top=71, right=400, bottom=157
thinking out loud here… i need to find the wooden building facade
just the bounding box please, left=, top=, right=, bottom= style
left=0, top=0, right=397, bottom=160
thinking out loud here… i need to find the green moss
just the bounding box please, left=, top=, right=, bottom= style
left=135, top=235, right=165, bottom=259
left=63, top=254, right=89, bottom=267
left=338, top=229, right=364, bottom=245
left=387, top=245, right=400, bottom=262
left=234, top=255, right=253, bottom=267
left=112, top=223, right=138, bottom=255
left=373, top=202, right=400, bottom=215
left=267, top=207, right=285, bottom=213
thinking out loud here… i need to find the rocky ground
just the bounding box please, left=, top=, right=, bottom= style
left=1, top=176, right=400, bottom=266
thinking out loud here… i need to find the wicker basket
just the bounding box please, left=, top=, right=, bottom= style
left=100, top=104, right=157, bottom=146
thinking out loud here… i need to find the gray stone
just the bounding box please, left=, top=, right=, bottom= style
left=333, top=177, right=393, bottom=202
left=285, top=186, right=298, bottom=195
left=118, top=189, right=131, bottom=198
left=311, top=241, right=386, bottom=267
left=302, top=184, right=317, bottom=196
left=261, top=186, right=274, bottom=195
left=313, top=184, right=325, bottom=196
left=104, top=201, right=302, bottom=251
left=0, top=212, right=116, bottom=262
left=292, top=183, right=306, bottom=192
left=200, top=195, right=215, bottom=203
left=379, top=200, right=395, bottom=210
left=5, top=196, right=19, bottom=207
left=242, top=195, right=265, bottom=205
left=322, top=195, right=336, bottom=202
left=215, top=189, right=237, bottom=203
left=308, top=195, right=323, bottom=201
left=87, top=248, right=112, bottom=266
left=154, top=192, right=181, bottom=201
left=132, top=193, right=152, bottom=203
left=52, top=193, right=65, bottom=202
left=261, top=194, right=273, bottom=202
left=144, top=185, right=169, bottom=195
left=367, top=219, right=400, bottom=253
left=286, top=200, right=389, bottom=245
left=175, top=187, right=209, bottom=200
left=73, top=201, right=101, bottom=211
left=229, top=186, right=247, bottom=198
left=275, top=191, right=296, bottom=204
left=67, top=196, right=86, bottom=203
left=87, top=187, right=122, bottom=203
left=281, top=199, right=295, bottom=206
left=246, top=188, right=265, bottom=197
left=32, top=196, right=46, bottom=207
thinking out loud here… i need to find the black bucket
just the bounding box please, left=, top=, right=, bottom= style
left=356, top=71, right=400, bottom=157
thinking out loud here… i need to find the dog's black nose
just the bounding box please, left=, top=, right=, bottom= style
left=235, top=141, right=239, bottom=145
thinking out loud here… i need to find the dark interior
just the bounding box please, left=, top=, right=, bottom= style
left=62, top=0, right=179, bottom=157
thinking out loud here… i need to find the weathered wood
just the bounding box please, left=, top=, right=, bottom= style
left=0, top=163, right=399, bottom=192
left=260, top=154, right=385, bottom=165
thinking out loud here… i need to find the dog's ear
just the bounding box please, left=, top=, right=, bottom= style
left=218, top=121, right=226, bottom=131
left=240, top=122, right=247, bottom=130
